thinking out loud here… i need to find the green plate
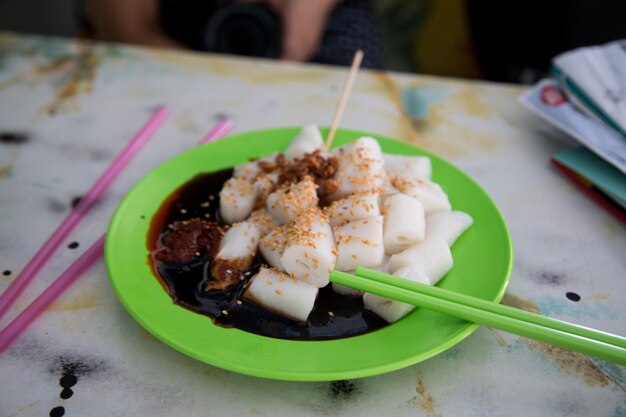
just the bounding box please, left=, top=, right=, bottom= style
left=106, top=127, right=513, bottom=381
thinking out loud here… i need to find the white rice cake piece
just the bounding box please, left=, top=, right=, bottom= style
left=248, top=208, right=275, bottom=236
left=245, top=267, right=319, bottom=322
left=216, top=221, right=261, bottom=261
left=382, top=193, right=425, bottom=254
left=390, top=175, right=451, bottom=215
left=383, top=153, right=432, bottom=179
left=284, top=124, right=324, bottom=161
left=233, top=153, right=280, bottom=180
left=363, top=293, right=414, bottom=323
left=425, top=211, right=473, bottom=247
left=387, top=238, right=453, bottom=285
left=330, top=137, right=387, bottom=200
left=219, top=177, right=258, bottom=224
left=334, top=216, right=385, bottom=271
left=266, top=177, right=319, bottom=225
left=281, top=208, right=336, bottom=287
left=332, top=282, right=363, bottom=297
left=253, top=171, right=280, bottom=200
left=210, top=222, right=261, bottom=289
left=324, top=190, right=381, bottom=227
left=363, top=266, right=429, bottom=323
left=259, top=224, right=288, bottom=270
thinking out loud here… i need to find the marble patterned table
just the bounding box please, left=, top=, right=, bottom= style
left=0, top=32, right=624, bottom=417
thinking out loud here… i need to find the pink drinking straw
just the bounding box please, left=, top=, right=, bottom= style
left=0, top=235, right=106, bottom=353
left=198, top=117, right=234, bottom=145
left=0, top=117, right=233, bottom=353
left=0, top=106, right=169, bottom=321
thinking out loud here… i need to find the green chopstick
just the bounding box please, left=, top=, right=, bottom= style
left=330, top=268, right=626, bottom=366
left=355, top=267, right=626, bottom=349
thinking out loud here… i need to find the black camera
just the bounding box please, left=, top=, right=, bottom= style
left=161, top=0, right=282, bottom=58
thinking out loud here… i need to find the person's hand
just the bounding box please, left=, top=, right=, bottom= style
left=240, top=0, right=339, bottom=62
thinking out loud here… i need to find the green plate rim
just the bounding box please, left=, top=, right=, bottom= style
left=106, top=127, right=513, bottom=381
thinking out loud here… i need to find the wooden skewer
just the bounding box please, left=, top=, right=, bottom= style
left=324, top=49, right=364, bottom=150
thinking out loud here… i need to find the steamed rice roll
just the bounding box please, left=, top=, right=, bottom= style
left=253, top=171, right=280, bottom=200
left=324, top=190, right=381, bottom=227
left=383, top=154, right=431, bottom=179
left=363, top=266, right=429, bottom=323
left=219, top=177, right=258, bottom=224
left=281, top=208, right=336, bottom=287
left=332, top=282, right=364, bottom=297
left=248, top=208, right=275, bottom=235
left=233, top=153, right=279, bottom=180
left=245, top=267, right=318, bottom=322
left=425, top=211, right=473, bottom=246
left=259, top=224, right=288, bottom=270
left=266, top=176, right=319, bottom=225
left=330, top=137, right=387, bottom=200
left=209, top=222, right=261, bottom=290
left=391, top=175, right=451, bottom=215
left=284, top=124, right=324, bottom=161
left=387, top=238, right=453, bottom=285
left=334, top=216, right=384, bottom=271
left=382, top=193, right=425, bottom=254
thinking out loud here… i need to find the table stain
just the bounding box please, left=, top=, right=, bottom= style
left=0, top=132, right=29, bottom=144
left=175, top=113, right=201, bottom=134
left=0, top=57, right=72, bottom=92
left=524, top=340, right=625, bottom=391
left=587, top=293, right=611, bottom=301
left=369, top=72, right=498, bottom=157
left=48, top=288, right=101, bottom=312
left=39, top=45, right=99, bottom=118
left=328, top=380, right=359, bottom=401
left=487, top=327, right=509, bottom=347
left=431, top=89, right=492, bottom=120
left=248, top=68, right=329, bottom=85
left=534, top=271, right=567, bottom=286
left=47, top=197, right=68, bottom=214
left=501, top=293, right=541, bottom=314
left=502, top=294, right=624, bottom=392
left=8, top=401, right=37, bottom=417
left=49, top=406, right=64, bottom=417
left=370, top=71, right=422, bottom=143
left=0, top=151, right=19, bottom=179
left=407, top=370, right=442, bottom=417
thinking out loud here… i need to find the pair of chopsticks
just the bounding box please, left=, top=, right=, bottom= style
left=330, top=268, right=626, bottom=366
left=0, top=107, right=233, bottom=353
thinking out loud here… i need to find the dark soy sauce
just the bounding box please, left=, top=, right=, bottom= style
left=148, top=169, right=388, bottom=341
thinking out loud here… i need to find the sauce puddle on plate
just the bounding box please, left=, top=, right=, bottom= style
left=148, top=169, right=388, bottom=340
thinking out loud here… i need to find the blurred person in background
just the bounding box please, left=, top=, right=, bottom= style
left=84, top=0, right=384, bottom=68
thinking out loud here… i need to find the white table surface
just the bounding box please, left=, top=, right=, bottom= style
left=0, top=32, right=624, bottom=417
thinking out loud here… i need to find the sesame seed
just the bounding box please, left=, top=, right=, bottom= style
left=195, top=251, right=201, bottom=256
left=236, top=300, right=243, bottom=305
left=222, top=310, right=229, bottom=315
left=328, top=311, right=334, bottom=317
left=275, top=289, right=283, bottom=295
left=180, top=209, right=187, bottom=214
